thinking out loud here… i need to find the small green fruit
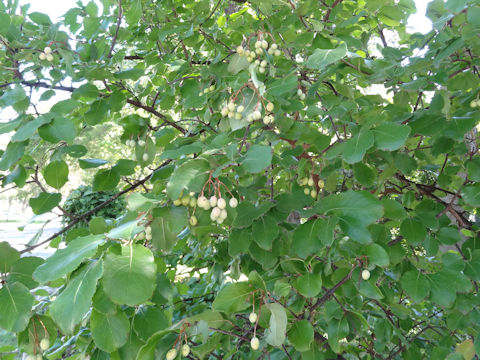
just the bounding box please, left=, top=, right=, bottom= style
left=166, top=348, right=177, bottom=360
left=181, top=344, right=190, bottom=356
left=250, top=336, right=260, bottom=350
left=249, top=312, right=258, bottom=323
left=362, top=270, right=370, bottom=280
left=40, top=338, right=50, bottom=351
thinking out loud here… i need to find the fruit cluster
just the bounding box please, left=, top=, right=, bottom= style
left=126, top=137, right=149, bottom=161
left=470, top=99, right=480, bottom=108
left=199, top=84, right=215, bottom=97
left=236, top=39, right=282, bottom=61
left=220, top=93, right=274, bottom=125
left=298, top=176, right=320, bottom=198
left=297, top=88, right=306, bottom=100
left=39, top=46, right=54, bottom=62
left=166, top=343, right=190, bottom=360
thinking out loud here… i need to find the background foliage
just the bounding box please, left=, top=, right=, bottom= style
left=1, top=0, right=480, bottom=359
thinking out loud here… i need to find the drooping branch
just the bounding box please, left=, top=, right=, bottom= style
left=20, top=159, right=172, bottom=254
left=107, top=0, right=123, bottom=58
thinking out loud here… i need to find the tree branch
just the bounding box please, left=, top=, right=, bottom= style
left=20, top=160, right=172, bottom=254
left=107, top=0, right=123, bottom=58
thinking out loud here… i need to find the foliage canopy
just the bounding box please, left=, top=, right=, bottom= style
left=1, top=0, right=480, bottom=359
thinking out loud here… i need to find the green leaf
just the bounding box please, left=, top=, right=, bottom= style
left=437, top=227, right=462, bottom=245
left=90, top=309, right=130, bottom=352
left=306, top=43, right=348, bottom=70
left=166, top=159, right=210, bottom=200
left=0, top=242, right=20, bottom=273
left=28, top=12, right=52, bottom=25
left=150, top=206, right=188, bottom=252
left=0, top=141, right=26, bottom=171
left=382, top=198, right=407, bottom=219
left=252, top=215, right=278, bottom=250
left=358, top=280, right=384, bottom=300
left=50, top=260, right=103, bottom=334
left=373, top=123, right=411, bottom=151
left=0, top=282, right=34, bottom=332
left=378, top=6, right=404, bottom=26
left=72, top=83, right=99, bottom=99
left=79, top=158, right=108, bottom=169
left=29, top=192, right=61, bottom=215
left=464, top=251, right=480, bottom=281
left=232, top=201, right=275, bottom=228
left=462, top=184, right=480, bottom=207
left=133, top=306, right=169, bottom=341
left=288, top=320, right=314, bottom=352
left=265, top=303, right=287, bottom=347
left=241, top=145, right=272, bottom=173
left=6, top=256, right=44, bottom=289
left=292, top=219, right=323, bottom=258
left=107, top=219, right=143, bottom=240
left=267, top=74, right=298, bottom=96
left=353, top=162, right=376, bottom=187
left=0, top=13, right=11, bottom=36
left=342, top=130, right=374, bottom=164
left=93, top=168, right=120, bottom=191
left=227, top=54, right=250, bottom=75
left=102, top=244, right=157, bottom=306
left=294, top=273, right=322, bottom=298
left=38, top=117, right=76, bottom=144
left=114, top=68, right=144, bottom=81
left=327, top=317, right=349, bottom=353
left=228, top=228, right=251, bottom=256
left=365, top=243, right=389, bottom=267
left=401, top=270, right=430, bottom=303
left=43, top=160, right=69, bottom=189
left=33, top=235, right=105, bottom=283
left=212, top=282, right=253, bottom=313
left=11, top=115, right=52, bottom=142
left=400, top=217, right=427, bottom=244
left=125, top=0, right=142, bottom=24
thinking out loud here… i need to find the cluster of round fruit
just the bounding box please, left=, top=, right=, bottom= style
left=197, top=195, right=238, bottom=224
left=125, top=138, right=150, bottom=161
left=39, top=46, right=54, bottom=62
left=200, top=84, right=215, bottom=96
left=298, top=176, right=319, bottom=198
left=236, top=39, right=282, bottom=62
left=173, top=192, right=239, bottom=226
left=470, top=99, right=480, bottom=108
left=248, top=312, right=260, bottom=350
left=220, top=101, right=274, bottom=124
left=166, top=344, right=190, bottom=360
left=24, top=338, right=50, bottom=360
left=297, top=88, right=306, bottom=100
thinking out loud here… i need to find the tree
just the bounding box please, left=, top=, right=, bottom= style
left=0, top=0, right=479, bottom=358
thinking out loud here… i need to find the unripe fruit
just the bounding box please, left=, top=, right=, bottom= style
left=211, top=206, right=221, bottom=220
left=271, top=43, right=278, bottom=50
left=181, top=196, right=190, bottom=206
left=250, top=336, right=260, bottom=350
left=189, top=216, right=197, bottom=226
left=209, top=85, right=215, bottom=92
left=26, top=355, right=36, bottom=360
left=299, top=177, right=308, bottom=186
left=39, top=52, right=46, bottom=60
left=255, top=48, right=263, bottom=55
left=36, top=355, right=43, bottom=360
left=228, top=102, right=235, bottom=111
left=249, top=312, right=258, bottom=323
left=304, top=188, right=310, bottom=195
left=318, top=179, right=324, bottom=189
left=138, top=139, right=146, bottom=146
left=142, top=153, right=148, bottom=161
left=173, top=199, right=182, bottom=206
left=362, top=269, right=371, bottom=280
left=236, top=46, right=244, bottom=55
left=204, top=88, right=210, bottom=94
left=217, top=198, right=226, bottom=209
left=216, top=217, right=225, bottom=224
left=300, top=93, right=306, bottom=100
left=274, top=49, right=281, bottom=56
left=46, top=54, right=54, bottom=62
left=253, top=110, right=262, bottom=120
left=259, top=67, right=265, bottom=74
left=198, top=196, right=208, bottom=208
left=145, top=226, right=152, bottom=235
left=245, top=50, right=251, bottom=57
left=219, top=209, right=228, bottom=220
left=255, top=40, right=262, bottom=48
left=247, top=56, right=254, bottom=62
left=297, top=89, right=303, bottom=96
left=44, top=46, right=52, bottom=54
left=40, top=338, right=50, bottom=351
left=235, top=112, right=242, bottom=120
left=237, top=105, right=244, bottom=112
left=255, top=59, right=260, bottom=65
left=166, top=348, right=177, bottom=360
left=189, top=197, right=196, bottom=207
left=229, top=197, right=238, bottom=208
left=146, top=233, right=152, bottom=241
left=471, top=100, right=479, bottom=108
left=268, top=48, right=274, bottom=55
left=199, top=91, right=203, bottom=96
left=247, top=114, right=254, bottom=122
left=209, top=196, right=217, bottom=207
left=262, top=40, right=268, bottom=49
left=307, top=178, right=314, bottom=187
left=221, top=107, right=229, bottom=116
left=266, top=102, right=274, bottom=112
left=228, top=111, right=234, bottom=118
left=311, top=189, right=317, bottom=198
left=181, top=344, right=190, bottom=357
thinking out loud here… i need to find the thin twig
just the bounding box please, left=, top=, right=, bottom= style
left=107, top=0, right=123, bottom=58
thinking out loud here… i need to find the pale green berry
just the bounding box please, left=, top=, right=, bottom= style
left=307, top=178, right=314, bottom=187
left=219, top=209, right=228, bottom=220
left=318, top=179, right=324, bottom=188
left=166, top=348, right=177, bottom=360
left=217, top=198, right=226, bottom=209
left=142, top=153, right=149, bottom=162
left=210, top=206, right=221, bottom=220
left=209, top=85, right=215, bottom=91
left=311, top=189, right=317, bottom=198
left=300, top=93, right=306, bottom=100
left=228, top=102, right=236, bottom=111
left=181, top=344, right=190, bottom=357
left=229, top=197, right=238, bottom=208
left=268, top=48, right=274, bottom=55
left=204, top=87, right=209, bottom=94
left=304, top=187, right=310, bottom=195
left=39, top=52, right=46, bottom=60
left=235, top=112, right=242, bottom=119
left=260, top=60, right=267, bottom=67
left=40, top=338, right=50, bottom=351
left=26, top=355, right=36, bottom=360
left=189, top=197, right=197, bottom=207
left=253, top=110, right=262, bottom=120
left=209, top=196, right=218, bottom=207
left=44, top=46, right=52, bottom=54
left=237, top=45, right=244, bottom=55
left=228, top=111, right=235, bottom=118
left=181, top=196, right=190, bottom=206
left=274, top=49, right=281, bottom=56
left=271, top=43, right=278, bottom=50
left=173, top=199, right=182, bottom=206
left=297, top=89, right=303, bottom=96
left=255, top=40, right=262, bottom=48
left=259, top=67, right=265, bottom=74
left=362, top=270, right=371, bottom=280
left=46, top=54, right=54, bottom=62
left=255, top=59, right=260, bottom=65
left=262, top=40, right=268, bottom=49
left=266, top=102, right=274, bottom=112
left=138, top=139, right=146, bottom=146
left=250, top=337, right=260, bottom=350
left=249, top=312, right=258, bottom=323
left=189, top=216, right=197, bottom=226
left=255, top=48, right=263, bottom=55
left=237, top=105, right=245, bottom=112
left=221, top=107, right=229, bottom=117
